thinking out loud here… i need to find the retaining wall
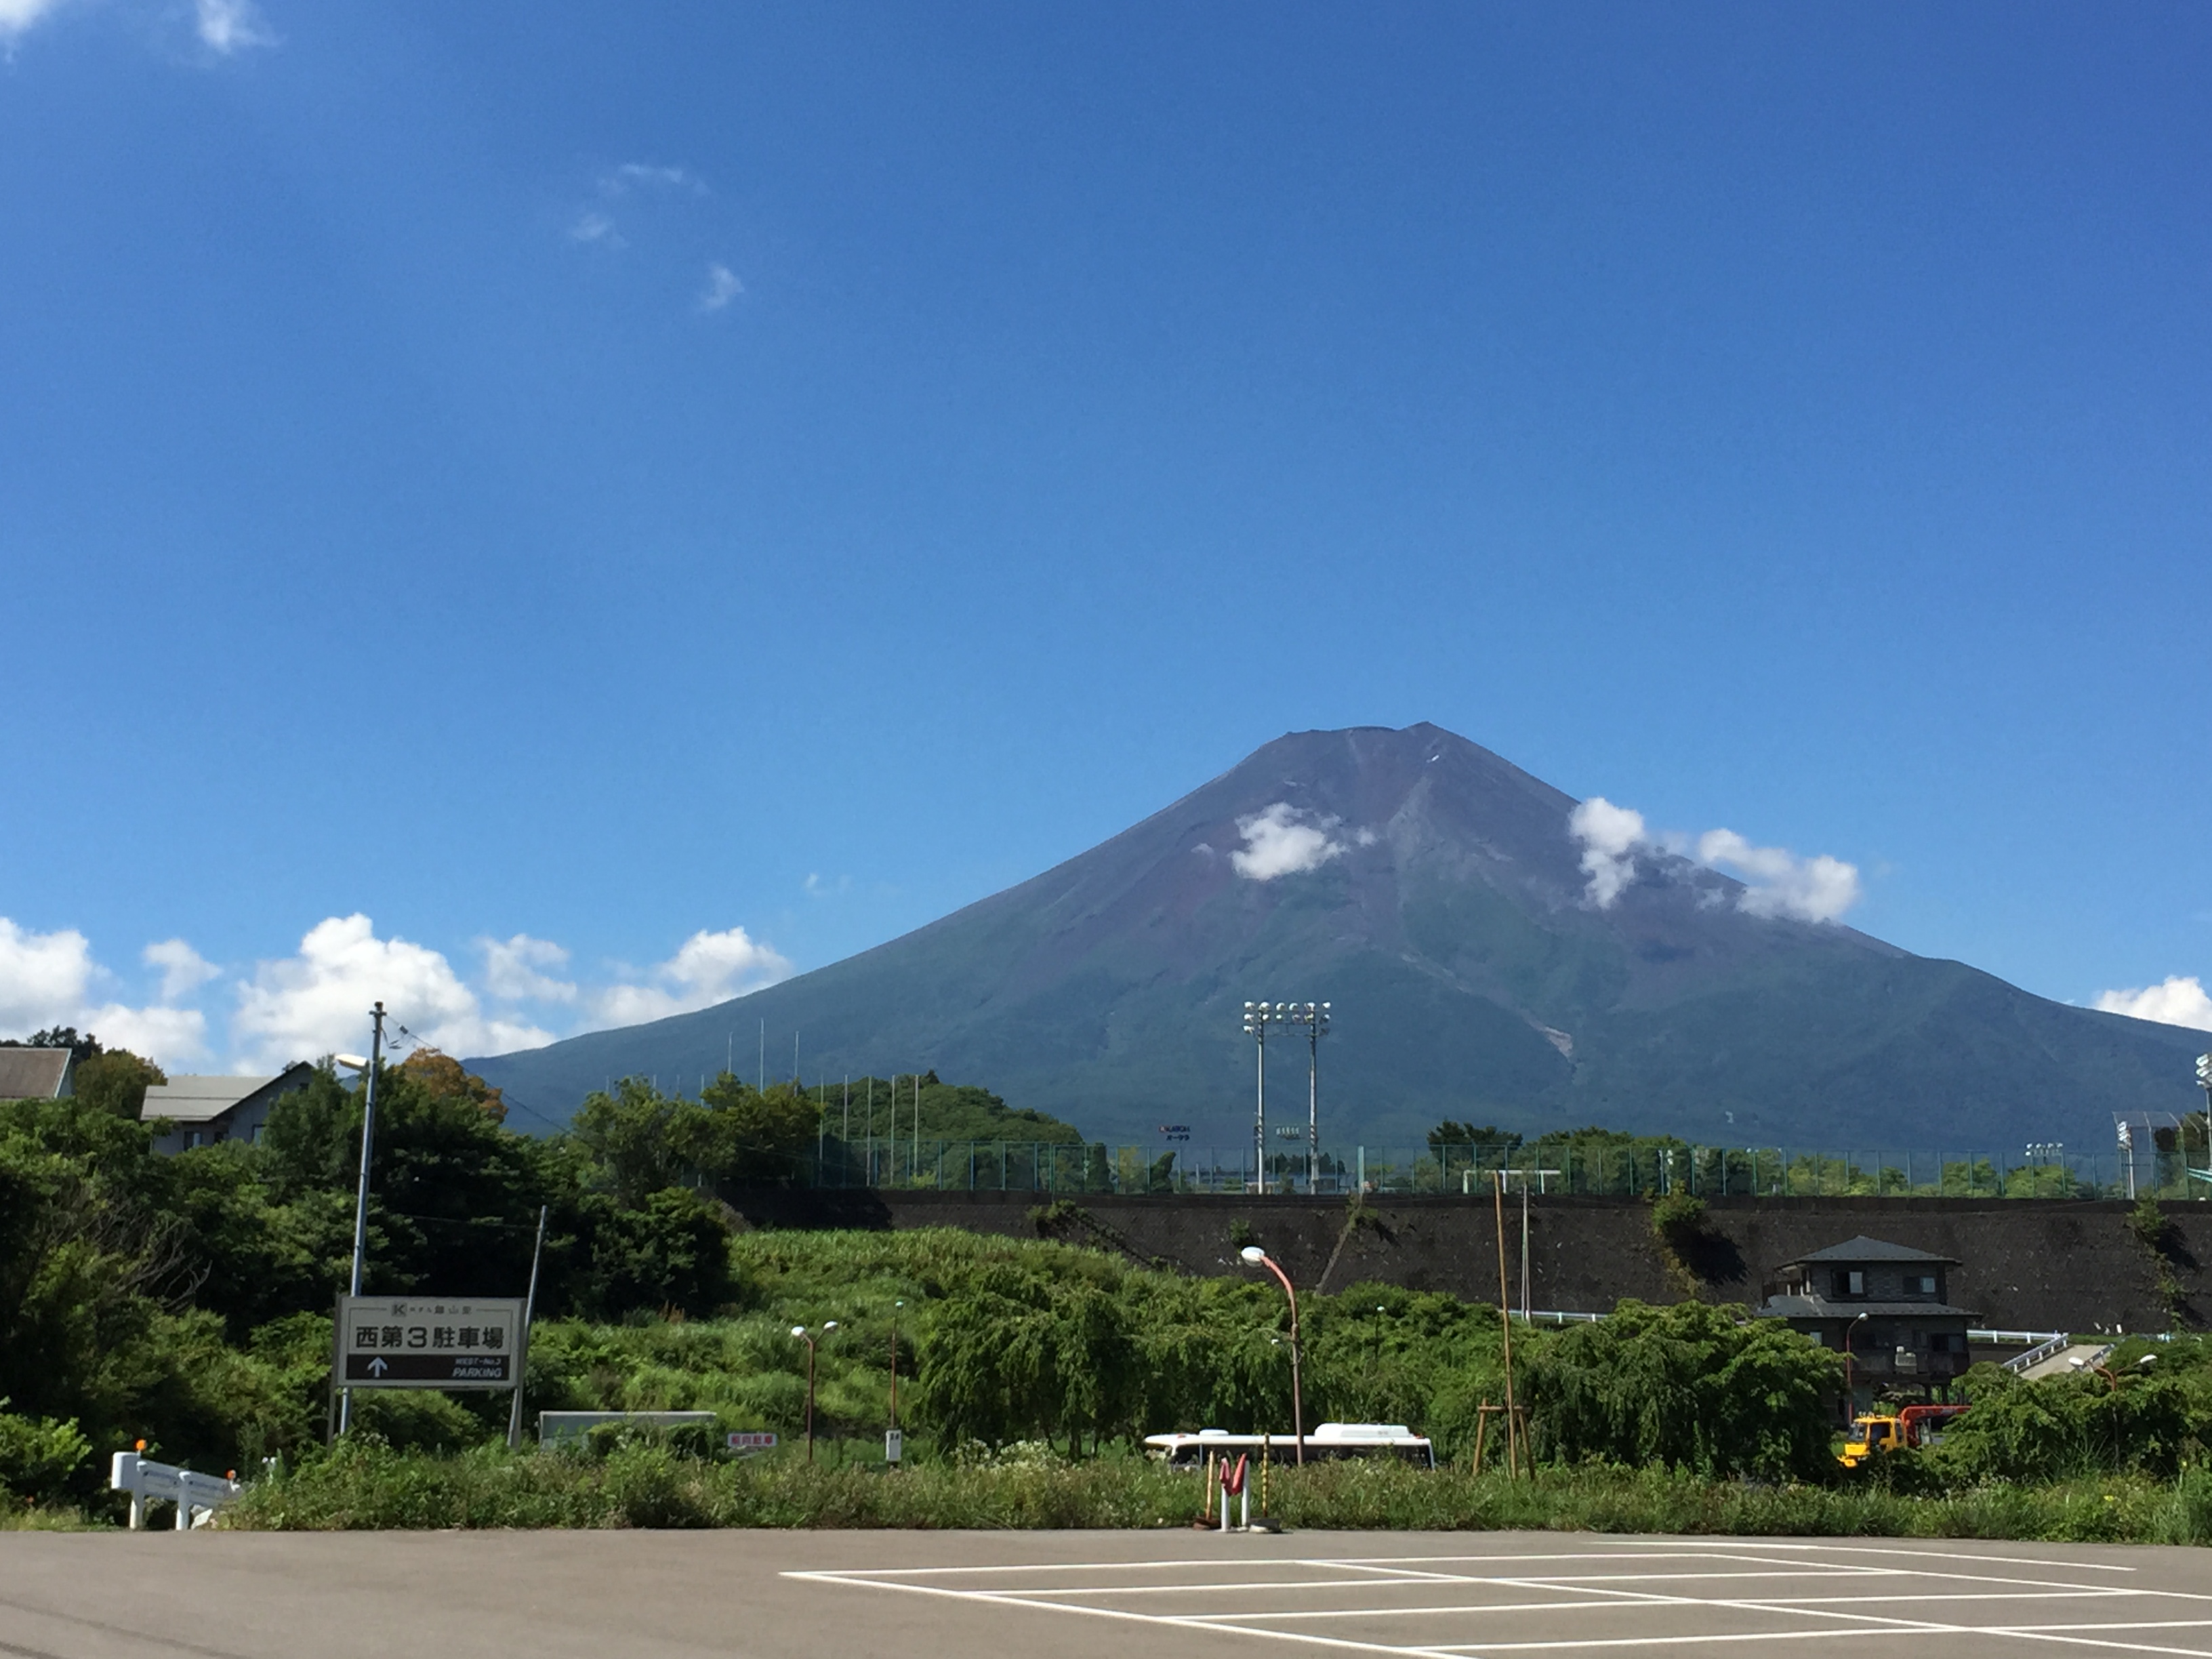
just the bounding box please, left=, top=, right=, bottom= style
left=721, top=1187, right=2210, bottom=1334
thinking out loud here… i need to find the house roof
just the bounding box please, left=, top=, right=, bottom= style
left=141, top=1063, right=310, bottom=1124
left=0, top=1048, right=72, bottom=1100
left=1757, top=1295, right=1980, bottom=1321
left=1783, top=1235, right=1959, bottom=1267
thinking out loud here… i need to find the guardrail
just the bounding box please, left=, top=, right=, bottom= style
left=110, top=1452, right=243, bottom=1530
left=1999, top=1334, right=2072, bottom=1373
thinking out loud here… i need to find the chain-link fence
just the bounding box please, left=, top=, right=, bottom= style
left=800, top=1137, right=2210, bottom=1200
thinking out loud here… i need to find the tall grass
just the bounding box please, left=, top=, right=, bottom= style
left=225, top=1441, right=2212, bottom=1543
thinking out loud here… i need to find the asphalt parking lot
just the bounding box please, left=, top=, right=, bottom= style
left=3, top=1529, right=2208, bottom=1658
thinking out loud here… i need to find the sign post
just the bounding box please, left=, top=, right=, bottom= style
left=331, top=1297, right=528, bottom=1437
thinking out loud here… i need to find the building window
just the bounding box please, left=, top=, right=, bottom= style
left=1806, top=1330, right=1826, bottom=1346
left=186, top=1130, right=203, bottom=1149
left=1910, top=1274, right=1936, bottom=1295
left=1834, top=1269, right=1866, bottom=1298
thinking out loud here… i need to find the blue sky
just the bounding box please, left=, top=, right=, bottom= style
left=3, top=2, right=2208, bottom=1071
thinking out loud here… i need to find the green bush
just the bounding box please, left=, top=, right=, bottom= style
left=1521, top=1298, right=1839, bottom=1481
left=0, top=1400, right=91, bottom=1506
left=1931, top=1363, right=2208, bottom=1483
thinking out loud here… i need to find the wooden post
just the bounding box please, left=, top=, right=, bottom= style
left=1471, top=1404, right=1490, bottom=1476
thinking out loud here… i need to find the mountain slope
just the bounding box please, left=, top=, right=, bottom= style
left=470, top=724, right=2205, bottom=1151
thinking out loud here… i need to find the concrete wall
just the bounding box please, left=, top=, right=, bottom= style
left=721, top=1187, right=2210, bottom=1334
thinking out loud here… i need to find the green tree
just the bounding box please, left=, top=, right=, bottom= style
left=917, top=1263, right=1139, bottom=1454
left=572, top=1188, right=741, bottom=1319
left=71, top=1049, right=166, bottom=1120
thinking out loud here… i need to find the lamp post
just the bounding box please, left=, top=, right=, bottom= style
left=791, top=1321, right=836, bottom=1462
left=1843, top=1310, right=1870, bottom=1425
left=333, top=1004, right=384, bottom=1437
left=1240, top=1246, right=1303, bottom=1464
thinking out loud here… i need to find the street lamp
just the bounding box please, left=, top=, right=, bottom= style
left=791, top=1321, right=837, bottom=1462
left=333, top=1004, right=385, bottom=1438
left=1843, top=1310, right=1870, bottom=1425
left=1240, top=1246, right=1303, bottom=1464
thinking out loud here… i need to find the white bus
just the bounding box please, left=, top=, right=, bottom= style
left=1144, top=1422, right=1435, bottom=1469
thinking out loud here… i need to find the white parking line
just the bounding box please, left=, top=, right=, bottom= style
left=787, top=1542, right=2201, bottom=1659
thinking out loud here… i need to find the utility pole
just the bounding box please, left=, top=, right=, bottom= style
left=506, top=1204, right=548, bottom=1449
left=337, top=1002, right=385, bottom=1437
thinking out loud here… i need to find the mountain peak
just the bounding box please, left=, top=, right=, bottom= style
left=472, top=724, right=2205, bottom=1149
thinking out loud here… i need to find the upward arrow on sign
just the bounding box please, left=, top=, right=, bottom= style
left=368, top=1357, right=388, bottom=1376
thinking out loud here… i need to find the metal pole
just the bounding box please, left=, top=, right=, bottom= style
left=1255, top=1020, right=1267, bottom=1195
left=1307, top=1013, right=1319, bottom=1195
left=1520, top=1177, right=1531, bottom=1322
left=506, top=1204, right=548, bottom=1449
left=804, top=1336, right=816, bottom=1462
left=1494, top=1171, right=1519, bottom=1476
left=1253, top=1253, right=1303, bottom=1463
left=337, top=1001, right=384, bottom=1437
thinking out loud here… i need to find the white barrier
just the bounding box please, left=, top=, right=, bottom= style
left=110, top=1452, right=243, bottom=1530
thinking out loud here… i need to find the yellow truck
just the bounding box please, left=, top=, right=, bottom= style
left=1839, top=1403, right=1965, bottom=1468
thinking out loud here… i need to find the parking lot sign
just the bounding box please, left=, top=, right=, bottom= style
left=337, top=1296, right=525, bottom=1389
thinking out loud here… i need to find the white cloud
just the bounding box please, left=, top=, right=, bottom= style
left=194, top=0, right=272, bottom=54
left=698, top=263, right=742, bottom=312
left=0, top=917, right=95, bottom=1032
left=1228, top=802, right=1369, bottom=881
left=231, top=914, right=554, bottom=1070
left=587, top=926, right=793, bottom=1028
left=2095, top=977, right=2212, bottom=1033
left=568, top=211, right=624, bottom=249
left=479, top=933, right=577, bottom=1004
left=1694, top=829, right=1862, bottom=923
left=603, top=163, right=701, bottom=196
left=144, top=938, right=219, bottom=1002
left=0, top=919, right=215, bottom=1067
left=86, top=1003, right=210, bottom=1065
left=1568, top=797, right=1645, bottom=909
left=0, top=0, right=67, bottom=38
left=1566, top=798, right=1862, bottom=922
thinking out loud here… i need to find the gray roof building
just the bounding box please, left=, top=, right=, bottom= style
left=1757, top=1234, right=1978, bottom=1414
left=141, top=1063, right=314, bottom=1153
left=0, top=1047, right=75, bottom=1100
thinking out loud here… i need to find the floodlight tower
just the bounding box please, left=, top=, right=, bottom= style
left=1242, top=1002, right=1287, bottom=1194
left=1286, top=1002, right=1330, bottom=1193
